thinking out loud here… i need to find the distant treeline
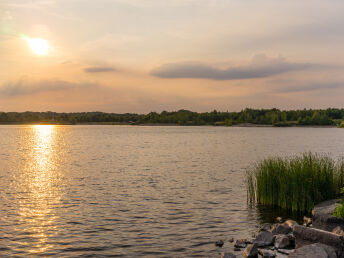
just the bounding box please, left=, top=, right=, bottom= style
left=0, top=108, right=344, bottom=126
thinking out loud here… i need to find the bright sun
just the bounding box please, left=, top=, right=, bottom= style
left=24, top=36, right=50, bottom=56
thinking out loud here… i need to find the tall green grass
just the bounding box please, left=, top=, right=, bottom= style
left=247, top=153, right=344, bottom=213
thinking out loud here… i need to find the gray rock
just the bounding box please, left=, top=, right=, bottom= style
left=277, top=249, right=295, bottom=255
left=253, top=231, right=275, bottom=247
left=260, top=223, right=273, bottom=232
left=289, top=243, right=337, bottom=258
left=221, top=252, right=236, bottom=258
left=286, top=233, right=295, bottom=248
left=258, top=249, right=276, bottom=257
left=313, top=214, right=344, bottom=232
left=271, top=223, right=292, bottom=235
left=215, top=240, right=224, bottom=247
left=275, top=253, right=288, bottom=258
left=293, top=225, right=344, bottom=255
left=312, top=199, right=339, bottom=217
left=243, top=243, right=259, bottom=258
left=234, top=239, right=246, bottom=248
left=312, top=199, right=344, bottom=232
left=274, top=234, right=291, bottom=249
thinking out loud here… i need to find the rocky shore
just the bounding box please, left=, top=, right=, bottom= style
left=217, top=200, right=344, bottom=258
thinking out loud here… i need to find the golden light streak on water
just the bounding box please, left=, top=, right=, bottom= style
left=15, top=125, right=62, bottom=254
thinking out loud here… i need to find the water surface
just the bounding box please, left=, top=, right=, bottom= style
left=0, top=125, right=343, bottom=257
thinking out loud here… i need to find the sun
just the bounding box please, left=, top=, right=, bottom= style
left=23, top=36, right=50, bottom=56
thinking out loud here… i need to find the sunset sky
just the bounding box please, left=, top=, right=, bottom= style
left=1, top=0, right=343, bottom=113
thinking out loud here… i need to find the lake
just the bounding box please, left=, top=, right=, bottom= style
left=0, top=125, right=343, bottom=257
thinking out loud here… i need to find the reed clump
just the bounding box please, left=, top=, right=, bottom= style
left=247, top=153, right=344, bottom=213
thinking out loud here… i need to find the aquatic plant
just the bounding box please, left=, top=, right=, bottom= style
left=333, top=189, right=344, bottom=219
left=247, top=153, right=344, bottom=213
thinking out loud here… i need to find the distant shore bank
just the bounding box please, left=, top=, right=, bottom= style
left=0, top=122, right=340, bottom=128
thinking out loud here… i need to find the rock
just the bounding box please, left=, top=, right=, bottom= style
left=271, top=223, right=292, bottom=235
left=303, top=216, right=312, bottom=227
left=259, top=249, right=276, bottom=257
left=233, top=247, right=241, bottom=251
left=293, top=225, right=344, bottom=255
left=260, top=223, right=273, bottom=232
left=275, top=253, right=288, bottom=258
left=234, top=239, right=247, bottom=248
left=312, top=199, right=344, bottom=232
left=253, top=231, right=275, bottom=247
left=215, top=240, right=224, bottom=247
left=313, top=214, right=344, bottom=232
left=286, top=233, right=296, bottom=248
left=221, top=252, right=236, bottom=258
left=276, top=217, right=283, bottom=223
left=289, top=243, right=337, bottom=258
left=312, top=199, right=339, bottom=217
left=285, top=219, right=298, bottom=229
left=332, top=226, right=344, bottom=236
left=228, top=237, right=234, bottom=243
left=274, top=234, right=291, bottom=249
left=277, top=249, right=295, bottom=255
left=243, top=243, right=259, bottom=258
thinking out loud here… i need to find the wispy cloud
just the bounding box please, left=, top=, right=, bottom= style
left=0, top=79, right=96, bottom=96
left=277, top=82, right=342, bottom=93
left=151, top=55, right=313, bottom=80
left=84, top=67, right=116, bottom=73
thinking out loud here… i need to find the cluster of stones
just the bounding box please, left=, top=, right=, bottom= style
left=217, top=199, right=344, bottom=258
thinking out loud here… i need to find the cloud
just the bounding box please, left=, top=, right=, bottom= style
left=84, top=67, right=116, bottom=73
left=151, top=55, right=313, bottom=80
left=0, top=79, right=95, bottom=96
left=278, top=82, right=342, bottom=93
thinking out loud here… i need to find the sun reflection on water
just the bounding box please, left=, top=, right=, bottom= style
left=15, top=125, right=63, bottom=254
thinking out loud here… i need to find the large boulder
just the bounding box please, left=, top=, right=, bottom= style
left=313, top=199, right=344, bottom=232
left=243, top=243, right=259, bottom=258
left=289, top=243, right=337, bottom=258
left=293, top=225, right=344, bottom=255
left=253, top=231, right=275, bottom=247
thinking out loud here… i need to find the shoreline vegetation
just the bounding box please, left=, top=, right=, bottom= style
left=247, top=153, right=344, bottom=214
left=0, top=108, right=343, bottom=127
left=235, top=153, right=344, bottom=257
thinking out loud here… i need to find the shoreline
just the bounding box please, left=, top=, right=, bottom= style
left=0, top=123, right=339, bottom=128
left=220, top=199, right=344, bottom=257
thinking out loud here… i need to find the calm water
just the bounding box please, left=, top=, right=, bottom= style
left=0, top=125, right=343, bottom=257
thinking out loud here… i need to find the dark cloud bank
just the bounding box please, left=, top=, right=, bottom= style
left=151, top=55, right=313, bottom=80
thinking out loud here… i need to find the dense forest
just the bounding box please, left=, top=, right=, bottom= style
left=0, top=108, right=344, bottom=127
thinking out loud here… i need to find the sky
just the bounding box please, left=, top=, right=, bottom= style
left=1, top=0, right=344, bottom=113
